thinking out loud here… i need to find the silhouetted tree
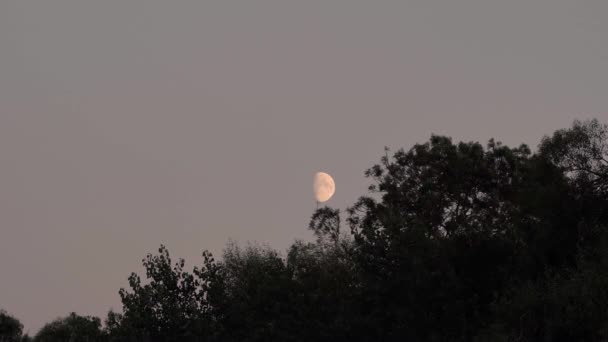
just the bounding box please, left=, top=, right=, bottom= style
left=113, top=245, right=221, bottom=342
left=540, top=119, right=608, bottom=258
left=74, top=118, right=608, bottom=341
left=0, top=310, right=23, bottom=342
left=283, top=211, right=359, bottom=342
left=540, top=119, right=608, bottom=194
left=343, top=121, right=607, bottom=340
left=34, top=313, right=104, bottom=342
left=309, top=206, right=341, bottom=244
left=213, top=242, right=293, bottom=342
left=479, top=119, right=608, bottom=341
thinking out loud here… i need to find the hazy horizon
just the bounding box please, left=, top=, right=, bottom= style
left=1, top=0, right=606, bottom=333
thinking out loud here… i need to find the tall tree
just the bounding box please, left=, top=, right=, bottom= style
left=345, top=135, right=578, bottom=340
left=539, top=119, right=608, bottom=254
left=102, top=119, right=608, bottom=341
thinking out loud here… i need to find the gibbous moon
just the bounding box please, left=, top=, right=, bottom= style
left=313, top=172, right=336, bottom=202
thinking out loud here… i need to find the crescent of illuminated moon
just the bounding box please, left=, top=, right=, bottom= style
left=313, top=172, right=336, bottom=202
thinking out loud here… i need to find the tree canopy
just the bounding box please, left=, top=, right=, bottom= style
left=11, top=118, right=608, bottom=341
left=0, top=310, right=24, bottom=342
left=34, top=313, right=103, bottom=342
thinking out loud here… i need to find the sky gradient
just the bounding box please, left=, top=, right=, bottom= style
left=1, top=0, right=607, bottom=333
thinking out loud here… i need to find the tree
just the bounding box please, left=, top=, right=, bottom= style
left=308, top=206, right=341, bottom=244
left=479, top=119, right=608, bottom=341
left=215, top=242, right=293, bottom=342
left=343, top=133, right=585, bottom=340
left=0, top=310, right=23, bottom=342
left=103, top=118, right=608, bottom=341
left=282, top=210, right=360, bottom=342
left=540, top=118, right=608, bottom=194
left=539, top=119, right=608, bottom=257
left=114, top=245, right=220, bottom=342
left=34, top=313, right=103, bottom=342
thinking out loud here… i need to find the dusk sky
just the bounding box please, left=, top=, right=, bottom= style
left=1, top=0, right=606, bottom=333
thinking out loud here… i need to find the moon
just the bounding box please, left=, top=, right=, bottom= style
left=313, top=172, right=336, bottom=202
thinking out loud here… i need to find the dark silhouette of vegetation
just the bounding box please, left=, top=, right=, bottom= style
left=5, top=119, right=608, bottom=341
left=0, top=310, right=25, bottom=342
left=34, top=313, right=103, bottom=342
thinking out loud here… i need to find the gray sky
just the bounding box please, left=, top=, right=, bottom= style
left=1, top=0, right=606, bottom=333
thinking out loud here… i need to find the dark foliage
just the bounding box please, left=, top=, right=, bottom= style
left=24, top=119, right=608, bottom=341
left=34, top=313, right=104, bottom=342
left=109, top=246, right=221, bottom=342
left=0, top=310, right=24, bottom=342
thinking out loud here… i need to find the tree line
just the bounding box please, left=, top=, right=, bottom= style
left=2, top=119, right=608, bottom=341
